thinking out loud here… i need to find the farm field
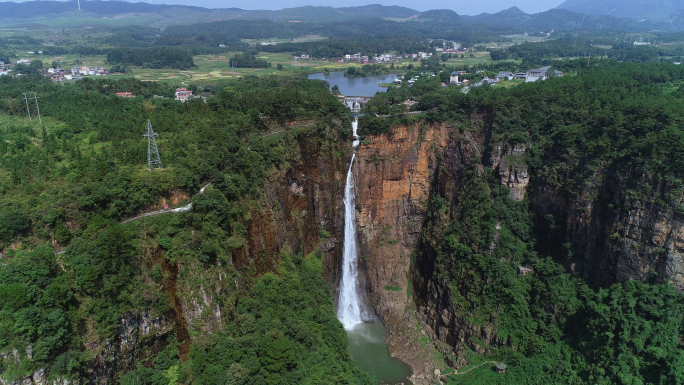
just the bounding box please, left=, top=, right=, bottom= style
left=48, top=51, right=483, bottom=83
left=441, top=51, right=496, bottom=66
left=241, top=34, right=327, bottom=45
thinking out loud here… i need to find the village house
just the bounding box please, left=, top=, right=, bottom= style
left=0, top=70, right=9, bottom=76
left=293, top=54, right=310, bottom=60
left=450, top=71, right=459, bottom=84
left=526, top=66, right=549, bottom=82
left=372, top=54, right=397, bottom=63
left=339, top=53, right=369, bottom=63
left=0, top=61, right=4, bottom=69
left=526, top=66, right=562, bottom=82
left=496, top=71, right=514, bottom=81
left=175, top=88, right=194, bottom=102
left=17, top=59, right=31, bottom=65
left=71, top=66, right=109, bottom=77
left=115, top=92, right=136, bottom=98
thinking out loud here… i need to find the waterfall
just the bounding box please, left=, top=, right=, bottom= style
left=338, top=118, right=364, bottom=330
left=352, top=118, right=360, bottom=148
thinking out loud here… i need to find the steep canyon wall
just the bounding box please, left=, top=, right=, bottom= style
left=351, top=116, right=684, bottom=372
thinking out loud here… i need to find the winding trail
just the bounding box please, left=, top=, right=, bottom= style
left=261, top=129, right=287, bottom=139
left=462, top=128, right=481, bottom=158
left=118, top=123, right=304, bottom=226
left=439, top=360, right=496, bottom=383
left=120, top=183, right=210, bottom=224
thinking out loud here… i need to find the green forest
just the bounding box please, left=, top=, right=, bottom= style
left=106, top=48, right=196, bottom=70
left=0, top=72, right=367, bottom=384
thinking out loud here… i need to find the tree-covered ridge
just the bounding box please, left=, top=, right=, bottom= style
left=359, top=60, right=684, bottom=384
left=0, top=73, right=361, bottom=384
left=106, top=47, right=196, bottom=70
left=489, top=35, right=684, bottom=66
left=229, top=53, right=271, bottom=69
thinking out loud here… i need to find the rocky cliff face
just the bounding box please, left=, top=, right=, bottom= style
left=351, top=117, right=684, bottom=376
left=354, top=123, right=449, bottom=324
left=233, top=131, right=348, bottom=281
left=530, top=171, right=684, bottom=290
left=353, top=122, right=463, bottom=379
left=1, top=310, right=172, bottom=385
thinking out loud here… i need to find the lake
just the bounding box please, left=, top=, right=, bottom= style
left=347, top=321, right=413, bottom=385
left=308, top=72, right=399, bottom=97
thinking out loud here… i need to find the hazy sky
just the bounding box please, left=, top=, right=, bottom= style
left=2, top=0, right=567, bottom=15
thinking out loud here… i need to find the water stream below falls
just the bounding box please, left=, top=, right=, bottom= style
left=337, top=118, right=413, bottom=385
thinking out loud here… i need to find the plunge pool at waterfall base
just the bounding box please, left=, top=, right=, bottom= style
left=347, top=322, right=413, bottom=385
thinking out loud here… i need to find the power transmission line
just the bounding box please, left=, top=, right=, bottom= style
left=23, top=92, right=43, bottom=129
left=143, top=120, right=162, bottom=170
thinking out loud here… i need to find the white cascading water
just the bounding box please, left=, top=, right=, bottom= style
left=338, top=118, right=364, bottom=330
left=352, top=117, right=360, bottom=148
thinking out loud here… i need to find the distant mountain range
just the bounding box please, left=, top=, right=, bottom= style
left=0, top=1, right=672, bottom=32
left=0, top=1, right=421, bottom=24
left=464, top=6, right=645, bottom=31
left=556, top=0, right=684, bottom=22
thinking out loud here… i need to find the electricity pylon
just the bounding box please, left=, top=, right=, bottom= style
left=143, top=120, right=162, bottom=170
left=23, top=92, right=43, bottom=128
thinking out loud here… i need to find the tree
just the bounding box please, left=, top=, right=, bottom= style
left=260, top=337, right=296, bottom=381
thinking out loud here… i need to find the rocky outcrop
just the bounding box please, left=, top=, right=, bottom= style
left=1, top=349, right=73, bottom=385
left=490, top=144, right=529, bottom=201
left=85, top=311, right=174, bottom=383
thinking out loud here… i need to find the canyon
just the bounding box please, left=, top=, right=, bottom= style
left=3, top=112, right=682, bottom=384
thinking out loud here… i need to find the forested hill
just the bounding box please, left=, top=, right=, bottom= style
left=557, top=0, right=684, bottom=21
left=0, top=72, right=371, bottom=384
left=464, top=7, right=647, bottom=32
left=0, top=1, right=418, bottom=24
left=0, top=1, right=665, bottom=32
left=0, top=0, right=212, bottom=18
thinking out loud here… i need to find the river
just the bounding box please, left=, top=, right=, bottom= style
left=308, top=72, right=399, bottom=97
